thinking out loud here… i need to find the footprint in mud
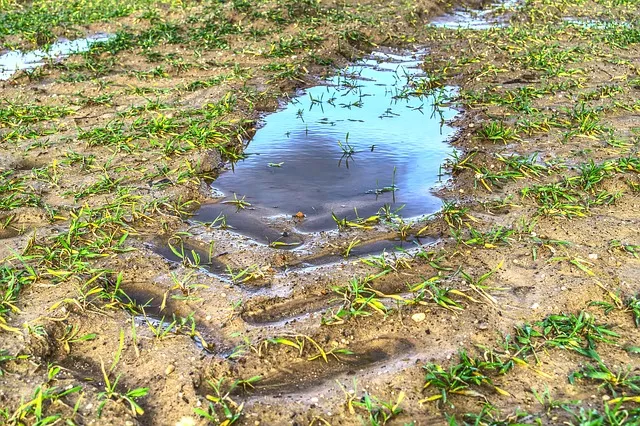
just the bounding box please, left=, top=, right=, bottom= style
left=244, top=337, right=416, bottom=396
left=121, top=281, right=219, bottom=352
left=242, top=293, right=338, bottom=326
left=145, top=238, right=229, bottom=277
left=242, top=261, right=425, bottom=327
left=287, top=233, right=433, bottom=269
left=0, top=226, right=21, bottom=239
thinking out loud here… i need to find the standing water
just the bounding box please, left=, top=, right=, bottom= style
left=0, top=34, right=113, bottom=80
left=196, top=50, right=459, bottom=242
left=430, top=0, right=520, bottom=30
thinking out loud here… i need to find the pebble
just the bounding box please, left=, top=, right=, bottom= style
left=176, top=417, right=197, bottom=426
left=125, top=422, right=134, bottom=426
left=165, top=365, right=175, bottom=375
left=205, top=315, right=212, bottom=321
left=531, top=302, right=540, bottom=310
left=588, top=253, right=598, bottom=260
left=411, top=312, right=426, bottom=322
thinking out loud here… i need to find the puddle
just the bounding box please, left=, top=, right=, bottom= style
left=196, top=49, right=458, bottom=238
left=430, top=0, right=519, bottom=29
left=0, top=33, right=113, bottom=80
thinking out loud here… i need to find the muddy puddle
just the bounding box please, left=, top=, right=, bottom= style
left=0, top=33, right=113, bottom=80
left=430, top=0, right=519, bottom=29
left=196, top=50, right=458, bottom=243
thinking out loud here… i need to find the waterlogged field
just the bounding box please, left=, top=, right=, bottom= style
left=1, top=0, right=640, bottom=425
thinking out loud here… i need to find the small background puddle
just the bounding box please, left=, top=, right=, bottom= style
left=430, top=0, right=519, bottom=29
left=197, top=49, right=458, bottom=241
left=0, top=33, right=113, bottom=80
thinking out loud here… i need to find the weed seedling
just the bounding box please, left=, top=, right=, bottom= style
left=194, top=377, right=245, bottom=425
left=222, top=193, right=252, bottom=210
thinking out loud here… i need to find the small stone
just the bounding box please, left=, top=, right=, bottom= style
left=294, top=211, right=305, bottom=219
left=561, top=286, right=567, bottom=291
left=176, top=417, right=197, bottom=426
left=165, top=365, right=175, bottom=375
left=531, top=303, right=540, bottom=310
left=205, top=315, right=212, bottom=321
left=412, top=312, right=426, bottom=322
left=602, top=395, right=611, bottom=401
left=310, top=397, right=319, bottom=403
left=125, top=422, right=134, bottom=426
left=588, top=253, right=598, bottom=260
